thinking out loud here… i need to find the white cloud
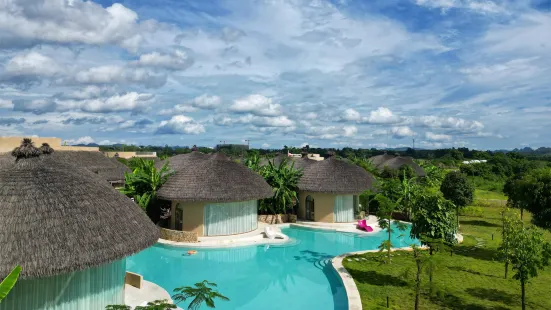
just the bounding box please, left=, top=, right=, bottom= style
left=342, top=108, right=361, bottom=121
left=4, top=51, right=63, bottom=77
left=0, top=99, right=13, bottom=109
left=158, top=104, right=198, bottom=115
left=156, top=115, right=205, bottom=135
left=425, top=132, right=452, bottom=142
left=391, top=126, right=415, bottom=138
left=63, top=136, right=96, bottom=145
left=191, top=95, right=221, bottom=110
left=249, top=115, right=294, bottom=127
left=306, top=125, right=358, bottom=140
left=135, top=49, right=194, bottom=70
left=74, top=65, right=167, bottom=88
left=0, top=1, right=145, bottom=50
left=414, top=0, right=506, bottom=14
left=343, top=125, right=358, bottom=137
left=304, top=112, right=318, bottom=120
left=230, top=94, right=282, bottom=116
left=59, top=92, right=155, bottom=113
left=417, top=116, right=484, bottom=132
left=365, top=107, right=402, bottom=124
left=262, top=143, right=270, bottom=148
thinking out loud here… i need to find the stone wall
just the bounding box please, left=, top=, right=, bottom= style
left=159, top=227, right=198, bottom=243
left=258, top=214, right=297, bottom=224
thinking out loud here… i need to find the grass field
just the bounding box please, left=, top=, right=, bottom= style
left=475, top=189, right=507, bottom=201
left=343, top=205, right=551, bottom=309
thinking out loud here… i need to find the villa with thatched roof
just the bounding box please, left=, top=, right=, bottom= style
left=0, top=139, right=159, bottom=309
left=157, top=152, right=272, bottom=237
left=368, top=154, right=426, bottom=177
left=297, top=154, right=376, bottom=223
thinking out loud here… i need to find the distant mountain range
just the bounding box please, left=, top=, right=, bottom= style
left=511, top=147, right=551, bottom=155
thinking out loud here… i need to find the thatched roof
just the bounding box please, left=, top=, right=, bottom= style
left=51, top=151, right=131, bottom=183
left=369, top=154, right=426, bottom=177
left=155, top=151, right=210, bottom=171
left=157, top=153, right=273, bottom=202
left=298, top=156, right=375, bottom=194
left=368, top=154, right=396, bottom=167
left=0, top=140, right=159, bottom=280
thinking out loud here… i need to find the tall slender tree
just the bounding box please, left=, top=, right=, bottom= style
left=376, top=195, right=408, bottom=264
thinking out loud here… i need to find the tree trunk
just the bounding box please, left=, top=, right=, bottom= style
left=415, top=261, right=421, bottom=310
left=504, top=261, right=508, bottom=279
left=520, top=208, right=524, bottom=220
left=521, top=280, right=525, bottom=310
left=456, top=206, right=460, bottom=229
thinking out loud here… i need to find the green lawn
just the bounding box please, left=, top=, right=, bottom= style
left=343, top=205, right=551, bottom=309
left=475, top=189, right=507, bottom=201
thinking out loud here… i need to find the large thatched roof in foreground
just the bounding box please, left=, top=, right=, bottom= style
left=155, top=152, right=210, bottom=171
left=0, top=141, right=159, bottom=280
left=298, top=156, right=375, bottom=194
left=369, top=154, right=426, bottom=177
left=157, top=152, right=272, bottom=202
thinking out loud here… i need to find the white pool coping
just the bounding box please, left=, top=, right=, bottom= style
left=125, top=280, right=181, bottom=309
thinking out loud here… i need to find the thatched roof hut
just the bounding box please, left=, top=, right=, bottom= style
left=155, top=151, right=210, bottom=171
left=368, top=153, right=396, bottom=167
left=0, top=139, right=159, bottom=280
left=158, top=153, right=272, bottom=202
left=50, top=151, right=131, bottom=184
left=369, top=154, right=425, bottom=177
left=298, top=156, right=375, bottom=194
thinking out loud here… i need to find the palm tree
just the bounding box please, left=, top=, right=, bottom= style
left=262, top=158, right=303, bottom=214
left=0, top=266, right=21, bottom=302
left=172, top=280, right=229, bottom=310
left=121, top=159, right=172, bottom=210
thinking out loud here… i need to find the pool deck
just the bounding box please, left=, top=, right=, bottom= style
left=293, top=215, right=383, bottom=233
left=125, top=280, right=182, bottom=310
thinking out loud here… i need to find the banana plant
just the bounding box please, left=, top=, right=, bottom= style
left=120, top=159, right=172, bottom=210
left=0, top=266, right=21, bottom=302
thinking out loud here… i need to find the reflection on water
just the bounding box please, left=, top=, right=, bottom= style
left=128, top=224, right=419, bottom=310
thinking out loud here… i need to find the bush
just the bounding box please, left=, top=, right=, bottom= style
left=459, top=206, right=484, bottom=217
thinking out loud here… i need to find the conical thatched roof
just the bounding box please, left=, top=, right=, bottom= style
left=51, top=151, right=130, bottom=183
left=376, top=156, right=426, bottom=177
left=157, top=152, right=273, bottom=202
left=298, top=156, right=375, bottom=194
left=155, top=151, right=209, bottom=171
left=369, top=154, right=425, bottom=177
left=368, top=153, right=396, bottom=167
left=0, top=140, right=159, bottom=280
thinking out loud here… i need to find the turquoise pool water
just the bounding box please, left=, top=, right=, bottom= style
left=127, top=225, right=419, bottom=310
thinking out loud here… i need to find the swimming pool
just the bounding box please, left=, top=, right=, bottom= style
left=127, top=225, right=419, bottom=310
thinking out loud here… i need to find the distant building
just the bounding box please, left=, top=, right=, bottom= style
left=0, top=136, right=98, bottom=153
left=104, top=151, right=157, bottom=159
left=287, top=151, right=324, bottom=161
left=462, top=160, right=488, bottom=164
left=216, top=144, right=249, bottom=151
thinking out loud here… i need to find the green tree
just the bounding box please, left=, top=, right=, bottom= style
left=503, top=176, right=529, bottom=220
left=508, top=223, right=551, bottom=310
left=359, top=188, right=377, bottom=216
left=0, top=266, right=21, bottom=302
left=376, top=195, right=408, bottom=264
left=121, top=159, right=172, bottom=211
left=498, top=209, right=519, bottom=279
left=172, top=280, right=230, bottom=310
left=516, top=168, right=551, bottom=229
left=106, top=300, right=176, bottom=310
left=440, top=171, right=474, bottom=227
left=397, top=170, right=419, bottom=221
left=411, top=245, right=424, bottom=310
left=410, top=194, right=458, bottom=255
left=261, top=158, right=303, bottom=214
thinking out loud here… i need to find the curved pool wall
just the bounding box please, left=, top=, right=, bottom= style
left=127, top=224, right=419, bottom=310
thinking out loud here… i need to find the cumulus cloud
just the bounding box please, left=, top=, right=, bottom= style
left=262, top=143, right=270, bottom=148
left=365, top=107, right=402, bottom=124
left=4, top=51, right=63, bottom=77
left=74, top=65, right=167, bottom=88
left=391, top=126, right=415, bottom=138
left=414, top=0, right=506, bottom=14
left=191, top=95, right=221, bottom=110
left=13, top=99, right=56, bottom=114
left=0, top=99, right=13, bottom=109
left=425, top=132, right=452, bottom=142
left=158, top=104, right=198, bottom=115
left=214, top=114, right=294, bottom=127
left=64, top=136, right=96, bottom=145
left=156, top=115, right=206, bottom=134
left=0, top=1, right=145, bottom=50
left=230, top=94, right=282, bottom=116
left=59, top=92, right=155, bottom=113
left=306, top=125, right=358, bottom=140
left=62, top=116, right=106, bottom=125
left=341, top=108, right=361, bottom=121
left=417, top=116, right=484, bottom=132
left=135, top=49, right=194, bottom=70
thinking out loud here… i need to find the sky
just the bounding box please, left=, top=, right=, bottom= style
left=0, top=0, right=550, bottom=150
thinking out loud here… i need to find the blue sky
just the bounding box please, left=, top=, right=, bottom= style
left=0, top=0, right=550, bottom=150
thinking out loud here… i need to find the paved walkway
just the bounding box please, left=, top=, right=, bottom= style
left=125, top=280, right=181, bottom=309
